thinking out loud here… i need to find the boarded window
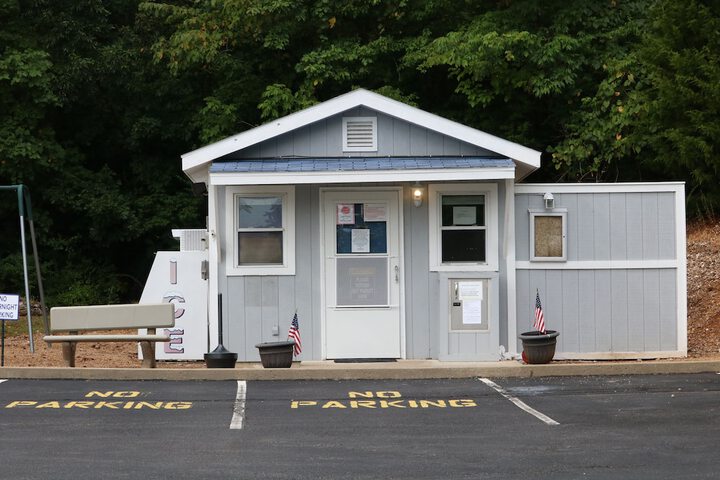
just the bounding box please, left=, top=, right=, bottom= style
left=530, top=211, right=567, bottom=261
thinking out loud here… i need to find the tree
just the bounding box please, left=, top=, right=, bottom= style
left=637, top=0, right=720, bottom=216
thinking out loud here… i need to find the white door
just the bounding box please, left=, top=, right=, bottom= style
left=323, top=190, right=403, bottom=359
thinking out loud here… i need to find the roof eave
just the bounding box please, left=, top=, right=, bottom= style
left=182, top=89, right=542, bottom=177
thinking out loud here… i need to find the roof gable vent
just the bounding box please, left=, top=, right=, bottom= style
left=342, top=116, right=377, bottom=152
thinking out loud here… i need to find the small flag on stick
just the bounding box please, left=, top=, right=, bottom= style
left=534, top=290, right=546, bottom=333
left=288, top=312, right=302, bottom=356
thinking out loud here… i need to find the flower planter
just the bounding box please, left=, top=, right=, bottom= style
left=255, top=341, right=295, bottom=368
left=519, top=330, right=559, bottom=364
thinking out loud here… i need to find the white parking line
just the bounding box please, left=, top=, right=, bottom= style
left=230, top=380, right=247, bottom=430
left=479, top=378, right=559, bottom=426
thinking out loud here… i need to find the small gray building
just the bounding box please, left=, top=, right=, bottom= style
left=182, top=89, right=686, bottom=362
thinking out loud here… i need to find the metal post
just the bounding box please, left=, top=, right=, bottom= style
left=217, top=293, right=223, bottom=346
left=19, top=215, right=35, bottom=353
left=24, top=187, right=48, bottom=335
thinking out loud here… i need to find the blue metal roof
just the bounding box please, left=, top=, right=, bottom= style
left=209, top=157, right=514, bottom=173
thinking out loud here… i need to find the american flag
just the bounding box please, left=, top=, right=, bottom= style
left=288, top=313, right=302, bottom=356
left=534, top=290, right=546, bottom=333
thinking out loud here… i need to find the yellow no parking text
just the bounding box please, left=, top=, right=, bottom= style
left=291, top=390, right=478, bottom=410
left=5, top=390, right=193, bottom=410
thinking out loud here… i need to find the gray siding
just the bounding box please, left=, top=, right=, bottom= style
left=515, top=192, right=677, bottom=262
left=229, top=107, right=495, bottom=159
left=220, top=180, right=509, bottom=361
left=220, top=185, right=321, bottom=361
left=514, top=189, right=682, bottom=355
left=405, top=181, right=508, bottom=361
left=402, top=185, right=432, bottom=359
left=515, top=268, right=677, bottom=353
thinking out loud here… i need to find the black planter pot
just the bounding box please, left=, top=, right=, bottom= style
left=519, top=330, right=559, bottom=364
left=255, top=341, right=295, bottom=368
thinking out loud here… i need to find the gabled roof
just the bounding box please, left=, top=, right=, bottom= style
left=182, top=88, right=541, bottom=182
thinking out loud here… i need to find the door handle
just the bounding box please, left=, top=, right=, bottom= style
left=394, top=265, right=399, bottom=283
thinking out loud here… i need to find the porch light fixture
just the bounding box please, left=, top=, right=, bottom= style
left=543, top=192, right=555, bottom=210
left=413, top=182, right=424, bottom=208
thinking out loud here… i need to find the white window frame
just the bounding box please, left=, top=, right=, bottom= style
left=342, top=116, right=378, bottom=152
left=225, top=185, right=295, bottom=276
left=529, top=209, right=567, bottom=262
left=429, top=183, right=498, bottom=272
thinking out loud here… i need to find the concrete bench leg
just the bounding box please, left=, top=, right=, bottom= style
left=61, top=342, right=77, bottom=367
left=140, top=341, right=156, bottom=368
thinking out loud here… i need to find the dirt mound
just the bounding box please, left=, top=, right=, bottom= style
left=687, top=221, right=720, bottom=356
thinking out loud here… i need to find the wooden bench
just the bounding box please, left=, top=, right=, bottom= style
left=43, top=304, right=175, bottom=368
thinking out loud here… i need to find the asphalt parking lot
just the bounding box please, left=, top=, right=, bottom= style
left=1, top=374, right=719, bottom=479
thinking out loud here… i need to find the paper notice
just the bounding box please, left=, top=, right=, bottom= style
left=337, top=204, right=355, bottom=224
left=351, top=229, right=370, bottom=253
left=462, top=299, right=483, bottom=325
left=458, top=282, right=483, bottom=300
left=363, top=204, right=387, bottom=221
left=453, top=206, right=476, bottom=225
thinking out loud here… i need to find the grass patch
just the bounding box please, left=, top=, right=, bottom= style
left=1, top=316, right=46, bottom=337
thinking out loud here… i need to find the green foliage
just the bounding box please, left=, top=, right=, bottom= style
left=0, top=0, right=204, bottom=305
left=1, top=0, right=720, bottom=306
left=637, top=0, right=720, bottom=216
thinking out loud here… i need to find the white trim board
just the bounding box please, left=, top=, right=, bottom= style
left=183, top=89, right=541, bottom=182
left=516, top=260, right=680, bottom=270
left=675, top=182, right=688, bottom=356
left=209, top=167, right=515, bottom=186
left=515, top=182, right=685, bottom=194
left=504, top=179, right=518, bottom=355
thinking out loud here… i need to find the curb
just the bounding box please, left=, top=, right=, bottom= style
left=2, top=360, right=719, bottom=381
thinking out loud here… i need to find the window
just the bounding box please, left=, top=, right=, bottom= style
left=429, top=184, right=498, bottom=271
left=529, top=209, right=567, bottom=261
left=225, top=186, right=295, bottom=275
left=440, top=195, right=486, bottom=263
